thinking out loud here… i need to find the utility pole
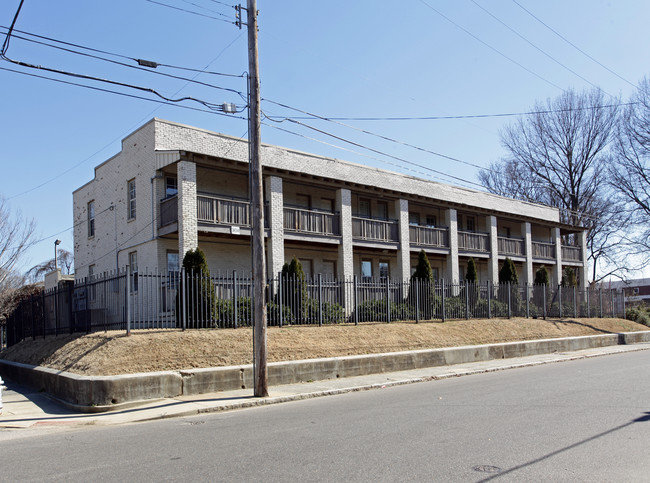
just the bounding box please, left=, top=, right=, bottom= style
left=246, top=0, right=268, bottom=397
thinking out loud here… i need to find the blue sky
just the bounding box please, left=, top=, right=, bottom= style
left=1, top=0, right=648, bottom=276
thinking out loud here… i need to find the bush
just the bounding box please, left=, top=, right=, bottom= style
left=626, top=307, right=650, bottom=326
left=356, top=299, right=413, bottom=322
left=267, top=301, right=295, bottom=326
left=175, top=248, right=215, bottom=328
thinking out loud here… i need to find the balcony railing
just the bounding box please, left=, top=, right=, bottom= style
left=409, top=225, right=449, bottom=248
left=532, top=241, right=555, bottom=259
left=160, top=195, right=178, bottom=227
left=561, top=245, right=582, bottom=262
left=458, top=230, right=489, bottom=252
left=283, top=206, right=340, bottom=236
left=197, top=194, right=251, bottom=226
left=352, top=216, right=399, bottom=242
left=498, top=236, right=525, bottom=256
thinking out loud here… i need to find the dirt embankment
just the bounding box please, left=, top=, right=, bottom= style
left=1, top=317, right=646, bottom=376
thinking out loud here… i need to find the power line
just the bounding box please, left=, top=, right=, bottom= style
left=143, top=0, right=235, bottom=24
left=0, top=0, right=24, bottom=55
left=418, top=0, right=565, bottom=92
left=262, top=101, right=635, bottom=122
left=262, top=98, right=491, bottom=173
left=0, top=26, right=245, bottom=78
left=510, top=0, right=637, bottom=89
left=469, top=0, right=614, bottom=98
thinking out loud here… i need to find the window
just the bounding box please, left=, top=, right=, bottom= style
left=432, top=268, right=439, bottom=281
left=87, top=201, right=95, bottom=237
left=466, top=215, right=476, bottom=232
left=295, top=194, right=311, bottom=209
left=320, top=260, right=337, bottom=279
left=129, top=251, right=138, bottom=292
left=361, top=260, right=372, bottom=280
left=376, top=201, right=388, bottom=220
left=409, top=212, right=420, bottom=226
left=359, top=198, right=371, bottom=218
left=166, top=177, right=178, bottom=198
left=167, top=251, right=179, bottom=287
left=127, top=179, right=136, bottom=220
left=379, top=261, right=389, bottom=280
left=426, top=215, right=437, bottom=227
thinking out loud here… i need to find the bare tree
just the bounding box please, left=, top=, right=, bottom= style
left=26, top=248, right=74, bottom=283
left=479, top=88, right=624, bottom=283
left=610, top=77, right=650, bottom=271
left=0, top=197, right=35, bottom=291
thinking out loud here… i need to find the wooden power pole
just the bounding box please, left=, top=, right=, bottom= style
left=247, top=0, right=268, bottom=397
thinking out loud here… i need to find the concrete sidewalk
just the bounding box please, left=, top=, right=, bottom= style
left=2, top=342, right=649, bottom=433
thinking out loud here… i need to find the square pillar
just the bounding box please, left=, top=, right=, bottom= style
left=396, top=198, right=410, bottom=282
left=578, top=230, right=588, bottom=289
left=265, top=176, right=285, bottom=280
left=552, top=227, right=562, bottom=287
left=522, top=222, right=533, bottom=285
left=177, top=160, right=198, bottom=258
left=486, top=215, right=499, bottom=285
left=337, top=189, right=354, bottom=316
left=445, top=208, right=459, bottom=283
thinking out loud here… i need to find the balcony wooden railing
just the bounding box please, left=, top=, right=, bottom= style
left=532, top=241, right=555, bottom=259
left=283, top=206, right=340, bottom=236
left=352, top=216, right=399, bottom=242
left=561, top=245, right=582, bottom=262
left=159, top=195, right=178, bottom=227
left=458, top=230, right=489, bottom=252
left=498, top=236, right=525, bottom=256
left=197, top=194, right=251, bottom=226
left=409, top=225, right=449, bottom=248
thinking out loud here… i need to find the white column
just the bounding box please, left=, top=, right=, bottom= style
left=522, top=222, right=533, bottom=285
left=337, top=188, right=354, bottom=316
left=396, top=198, right=410, bottom=282
left=487, top=215, right=499, bottom=285
left=578, top=229, right=588, bottom=289
left=445, top=208, right=459, bottom=283
left=265, top=176, right=285, bottom=279
left=177, top=160, right=198, bottom=258
left=553, top=227, right=563, bottom=287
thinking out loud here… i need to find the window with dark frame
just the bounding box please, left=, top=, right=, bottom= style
left=87, top=200, right=95, bottom=237
left=127, top=179, right=136, bottom=220
left=166, top=177, right=178, bottom=198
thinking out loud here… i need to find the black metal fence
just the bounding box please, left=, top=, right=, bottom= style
left=4, top=269, right=625, bottom=348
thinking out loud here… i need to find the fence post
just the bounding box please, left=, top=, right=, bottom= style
left=233, top=271, right=238, bottom=329
left=543, top=284, right=547, bottom=320
left=441, top=279, right=446, bottom=323
left=507, top=282, right=511, bottom=319
left=318, top=274, right=323, bottom=327
left=126, top=265, right=131, bottom=336
left=42, top=289, right=46, bottom=338
left=526, top=284, right=530, bottom=318
left=464, top=281, right=469, bottom=320
left=181, top=268, right=187, bottom=330
left=386, top=276, right=390, bottom=323
left=31, top=294, right=35, bottom=340
left=611, top=290, right=615, bottom=318
left=487, top=281, right=491, bottom=319
left=415, top=280, right=420, bottom=324
left=599, top=289, right=603, bottom=318
left=278, top=271, right=283, bottom=328
left=353, top=276, right=359, bottom=326
left=586, top=288, right=590, bottom=318
left=573, top=286, right=577, bottom=318
left=558, top=285, right=563, bottom=318
left=621, top=290, right=625, bottom=319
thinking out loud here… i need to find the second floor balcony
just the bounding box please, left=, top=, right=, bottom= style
left=409, top=225, right=449, bottom=249
left=532, top=240, right=555, bottom=260
left=498, top=236, right=525, bottom=257
left=458, top=230, right=489, bottom=253
left=352, top=216, right=398, bottom=243
left=283, top=206, right=340, bottom=236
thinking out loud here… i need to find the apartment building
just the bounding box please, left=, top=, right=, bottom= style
left=73, top=118, right=588, bottom=288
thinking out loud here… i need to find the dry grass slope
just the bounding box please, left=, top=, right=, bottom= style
left=1, top=317, right=647, bottom=376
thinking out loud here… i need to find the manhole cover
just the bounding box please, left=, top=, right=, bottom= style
left=473, top=465, right=502, bottom=474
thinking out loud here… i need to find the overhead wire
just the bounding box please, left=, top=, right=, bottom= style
left=0, top=26, right=245, bottom=78
left=143, top=0, right=235, bottom=24
left=418, top=0, right=565, bottom=92
left=510, top=0, right=637, bottom=89
left=469, top=0, right=615, bottom=98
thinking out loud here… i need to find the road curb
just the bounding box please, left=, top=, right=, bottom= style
left=2, top=331, right=650, bottom=411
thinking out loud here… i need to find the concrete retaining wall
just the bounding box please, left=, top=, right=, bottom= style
left=2, top=331, right=649, bottom=411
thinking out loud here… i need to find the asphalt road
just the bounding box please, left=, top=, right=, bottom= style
left=2, top=350, right=650, bottom=482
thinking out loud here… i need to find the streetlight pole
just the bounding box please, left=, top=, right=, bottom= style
left=54, top=239, right=61, bottom=270
left=247, top=0, right=268, bottom=397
